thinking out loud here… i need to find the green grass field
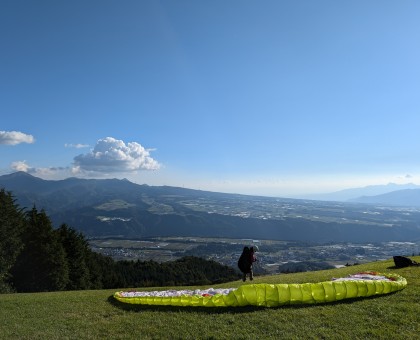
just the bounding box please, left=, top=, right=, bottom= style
left=1, top=257, right=419, bottom=339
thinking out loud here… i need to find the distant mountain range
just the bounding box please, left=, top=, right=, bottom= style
left=349, top=188, right=420, bottom=206
left=302, top=183, right=420, bottom=206
left=1, top=172, right=420, bottom=243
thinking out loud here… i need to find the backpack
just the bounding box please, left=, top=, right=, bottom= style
left=393, top=256, right=419, bottom=268
left=238, top=247, right=251, bottom=273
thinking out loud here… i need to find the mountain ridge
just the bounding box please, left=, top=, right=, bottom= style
left=300, top=182, right=420, bottom=203
left=1, top=172, right=420, bottom=243
left=349, top=188, right=420, bottom=206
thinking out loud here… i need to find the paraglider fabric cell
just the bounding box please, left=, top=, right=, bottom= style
left=113, top=272, right=407, bottom=308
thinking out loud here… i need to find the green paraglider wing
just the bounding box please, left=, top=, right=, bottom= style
left=113, top=272, right=407, bottom=307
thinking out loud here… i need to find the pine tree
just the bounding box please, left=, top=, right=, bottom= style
left=11, top=208, right=69, bottom=292
left=0, top=189, right=25, bottom=293
left=56, top=224, right=91, bottom=290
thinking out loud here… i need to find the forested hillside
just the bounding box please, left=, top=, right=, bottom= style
left=0, top=189, right=238, bottom=293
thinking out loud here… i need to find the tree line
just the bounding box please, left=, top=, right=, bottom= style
left=0, top=189, right=239, bottom=293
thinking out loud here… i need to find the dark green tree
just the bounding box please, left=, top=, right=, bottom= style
left=84, top=251, right=107, bottom=289
left=56, top=224, right=91, bottom=290
left=11, top=207, right=69, bottom=292
left=0, top=189, right=25, bottom=293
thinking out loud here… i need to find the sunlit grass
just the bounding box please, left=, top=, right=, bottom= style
left=1, top=257, right=419, bottom=339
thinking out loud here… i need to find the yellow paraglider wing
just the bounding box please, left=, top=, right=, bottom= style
left=114, top=272, right=407, bottom=307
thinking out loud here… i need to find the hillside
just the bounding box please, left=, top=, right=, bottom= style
left=1, top=257, right=419, bottom=339
left=350, top=188, right=420, bottom=206
left=1, top=172, right=420, bottom=243
left=302, top=183, right=420, bottom=202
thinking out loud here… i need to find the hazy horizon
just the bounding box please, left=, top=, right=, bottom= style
left=4, top=170, right=420, bottom=202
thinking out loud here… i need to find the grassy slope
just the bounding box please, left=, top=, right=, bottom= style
left=1, top=257, right=419, bottom=340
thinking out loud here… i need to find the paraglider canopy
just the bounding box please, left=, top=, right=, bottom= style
left=114, top=271, right=407, bottom=308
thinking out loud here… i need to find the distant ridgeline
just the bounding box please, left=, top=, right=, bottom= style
left=0, top=188, right=239, bottom=294
left=1, top=172, right=420, bottom=243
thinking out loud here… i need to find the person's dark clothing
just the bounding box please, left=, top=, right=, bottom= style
left=238, top=246, right=257, bottom=281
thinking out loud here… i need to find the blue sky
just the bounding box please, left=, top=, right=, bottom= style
left=1, top=1, right=420, bottom=197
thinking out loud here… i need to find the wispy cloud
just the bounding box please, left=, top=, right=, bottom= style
left=10, top=161, right=69, bottom=176
left=72, top=137, right=160, bottom=174
left=65, top=143, right=90, bottom=149
left=0, top=131, right=35, bottom=145
left=10, top=161, right=36, bottom=173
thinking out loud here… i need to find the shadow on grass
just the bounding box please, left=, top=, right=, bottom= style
left=107, top=291, right=399, bottom=315
left=387, top=265, right=420, bottom=269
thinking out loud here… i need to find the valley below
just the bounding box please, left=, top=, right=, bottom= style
left=2, top=172, right=420, bottom=273
left=89, top=236, right=420, bottom=275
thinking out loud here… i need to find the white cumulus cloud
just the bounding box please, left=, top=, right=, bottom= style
left=73, top=137, right=160, bottom=173
left=0, top=131, right=35, bottom=145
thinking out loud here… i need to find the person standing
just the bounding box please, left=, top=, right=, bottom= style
left=238, top=246, right=258, bottom=281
